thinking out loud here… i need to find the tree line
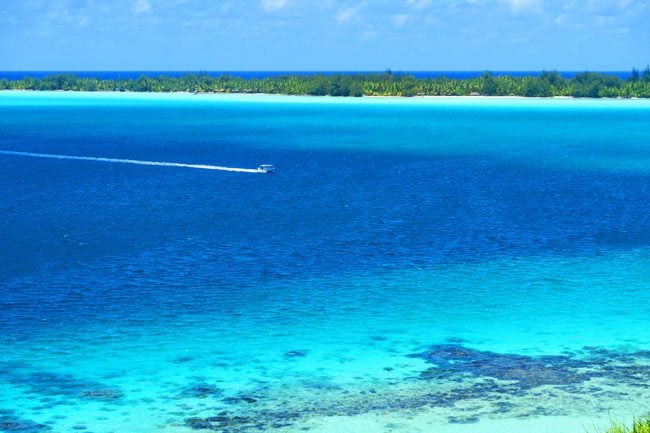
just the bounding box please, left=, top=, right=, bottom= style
left=2, top=68, right=650, bottom=98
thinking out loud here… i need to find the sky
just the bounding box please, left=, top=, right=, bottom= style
left=0, top=0, right=648, bottom=71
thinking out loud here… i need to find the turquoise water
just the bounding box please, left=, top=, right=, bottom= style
left=2, top=92, right=650, bottom=433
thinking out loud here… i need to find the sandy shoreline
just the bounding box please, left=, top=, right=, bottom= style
left=0, top=89, right=643, bottom=100
left=2, top=90, right=649, bottom=108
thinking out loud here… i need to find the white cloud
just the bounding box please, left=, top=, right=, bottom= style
left=261, top=0, right=288, bottom=12
left=555, top=12, right=569, bottom=24
left=586, top=0, right=634, bottom=14
left=337, top=7, right=356, bottom=23
left=502, top=0, right=540, bottom=11
left=362, top=30, right=378, bottom=39
left=221, top=2, right=234, bottom=14
left=405, top=0, right=431, bottom=9
left=133, top=0, right=151, bottom=14
left=553, top=0, right=643, bottom=28
left=393, top=14, right=408, bottom=26
left=595, top=14, right=614, bottom=25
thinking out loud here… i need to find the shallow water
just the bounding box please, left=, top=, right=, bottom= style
left=1, top=92, right=650, bottom=433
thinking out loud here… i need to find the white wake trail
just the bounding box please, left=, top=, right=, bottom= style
left=0, top=150, right=262, bottom=173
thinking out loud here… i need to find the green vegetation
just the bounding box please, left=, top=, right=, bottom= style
left=601, top=417, right=650, bottom=433
left=2, top=68, right=650, bottom=97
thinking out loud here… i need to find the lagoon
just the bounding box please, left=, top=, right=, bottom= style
left=1, top=92, right=650, bottom=433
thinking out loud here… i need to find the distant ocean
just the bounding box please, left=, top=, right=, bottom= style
left=2, top=92, right=650, bottom=433
left=0, top=70, right=633, bottom=80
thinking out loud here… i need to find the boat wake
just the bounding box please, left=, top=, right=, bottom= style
left=0, top=150, right=263, bottom=173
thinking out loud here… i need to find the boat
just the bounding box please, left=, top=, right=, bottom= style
left=257, top=164, right=275, bottom=173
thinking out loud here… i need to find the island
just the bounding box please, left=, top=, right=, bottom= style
left=2, top=69, right=650, bottom=98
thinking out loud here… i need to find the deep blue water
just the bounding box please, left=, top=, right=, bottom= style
left=0, top=70, right=633, bottom=80
left=1, top=93, right=650, bottom=433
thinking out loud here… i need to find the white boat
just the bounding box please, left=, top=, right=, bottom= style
left=257, top=164, right=275, bottom=173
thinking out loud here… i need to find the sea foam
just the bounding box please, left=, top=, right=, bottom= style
left=0, top=150, right=262, bottom=173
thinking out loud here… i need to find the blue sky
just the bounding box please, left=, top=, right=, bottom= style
left=1, top=0, right=648, bottom=70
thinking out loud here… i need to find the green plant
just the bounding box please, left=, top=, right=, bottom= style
left=600, top=417, right=650, bottom=433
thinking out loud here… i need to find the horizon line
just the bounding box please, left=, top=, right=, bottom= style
left=0, top=69, right=637, bottom=73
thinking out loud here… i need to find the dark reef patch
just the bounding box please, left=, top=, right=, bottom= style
left=409, top=344, right=590, bottom=389
left=284, top=350, right=308, bottom=358
left=180, top=384, right=222, bottom=399
left=184, top=377, right=522, bottom=431
left=27, top=372, right=115, bottom=400
left=2, top=367, right=124, bottom=406
left=223, top=396, right=257, bottom=405
left=409, top=344, right=650, bottom=391
left=0, top=416, right=50, bottom=433
left=183, top=344, right=650, bottom=432
left=184, top=381, right=516, bottom=432
left=185, top=412, right=292, bottom=432
left=447, top=415, right=480, bottom=424
left=78, top=389, right=123, bottom=401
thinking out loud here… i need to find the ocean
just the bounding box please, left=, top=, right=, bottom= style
left=0, top=70, right=633, bottom=80
left=1, top=92, right=650, bottom=433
